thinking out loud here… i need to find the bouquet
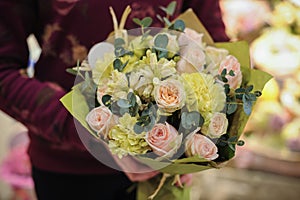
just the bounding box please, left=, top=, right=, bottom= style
left=61, top=3, right=271, bottom=199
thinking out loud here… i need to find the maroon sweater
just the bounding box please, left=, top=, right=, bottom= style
left=0, top=0, right=228, bottom=174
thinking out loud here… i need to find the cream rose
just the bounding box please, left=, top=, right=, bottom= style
left=177, top=46, right=206, bottom=74
left=154, top=79, right=186, bottom=113
left=86, top=106, right=114, bottom=138
left=207, top=112, right=228, bottom=138
left=218, top=55, right=242, bottom=89
left=145, top=123, right=182, bottom=159
left=178, top=27, right=204, bottom=48
left=185, top=131, right=219, bottom=160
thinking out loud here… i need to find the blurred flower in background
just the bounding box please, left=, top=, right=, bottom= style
left=220, top=0, right=271, bottom=41
left=0, top=132, right=36, bottom=200
left=221, top=0, right=300, bottom=177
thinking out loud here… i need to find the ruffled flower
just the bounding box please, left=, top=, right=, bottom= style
left=182, top=72, right=226, bottom=124
left=108, top=113, right=151, bottom=158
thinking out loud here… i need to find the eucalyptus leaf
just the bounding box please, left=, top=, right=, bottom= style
left=246, top=85, right=254, bottom=93
left=229, top=70, right=235, bottom=76
left=226, top=102, right=237, bottom=115
left=141, top=17, right=153, bottom=27
left=154, top=34, right=169, bottom=49
left=113, top=58, right=122, bottom=71
left=134, top=123, right=144, bottom=134
left=114, top=38, right=125, bottom=48
left=235, top=88, right=245, bottom=93
left=117, top=99, right=131, bottom=108
left=132, top=18, right=142, bottom=26
left=102, top=95, right=112, bottom=106
left=170, top=19, right=185, bottom=32
left=242, top=94, right=253, bottom=115
left=163, top=17, right=172, bottom=26
left=160, top=1, right=177, bottom=16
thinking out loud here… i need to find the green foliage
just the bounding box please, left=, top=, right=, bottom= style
left=113, top=58, right=128, bottom=72
left=102, top=95, right=112, bottom=107
left=160, top=1, right=177, bottom=16
left=181, top=111, right=204, bottom=131
left=134, top=103, right=157, bottom=134
left=154, top=34, right=169, bottom=49
left=66, top=68, right=78, bottom=76
left=114, top=38, right=125, bottom=48
left=133, top=17, right=153, bottom=28
left=169, top=20, right=185, bottom=32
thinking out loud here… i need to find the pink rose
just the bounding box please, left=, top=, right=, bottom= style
left=86, top=106, right=114, bottom=138
left=218, top=55, right=242, bottom=89
left=185, top=131, right=219, bottom=160
left=145, top=123, right=182, bottom=159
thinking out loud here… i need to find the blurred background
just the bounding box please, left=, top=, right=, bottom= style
left=1, top=0, right=300, bottom=199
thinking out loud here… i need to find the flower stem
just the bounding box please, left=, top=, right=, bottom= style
left=148, top=173, right=171, bottom=200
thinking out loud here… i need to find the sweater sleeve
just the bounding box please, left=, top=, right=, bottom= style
left=0, top=0, right=82, bottom=148
left=182, top=0, right=229, bottom=42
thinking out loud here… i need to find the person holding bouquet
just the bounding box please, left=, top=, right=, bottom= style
left=0, top=0, right=228, bottom=199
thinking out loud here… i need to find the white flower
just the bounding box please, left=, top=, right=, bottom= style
left=177, top=45, right=206, bottom=74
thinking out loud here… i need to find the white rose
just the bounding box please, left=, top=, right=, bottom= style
left=178, top=27, right=204, bottom=48
left=177, top=45, right=206, bottom=74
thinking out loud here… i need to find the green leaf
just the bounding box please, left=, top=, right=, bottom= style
left=119, top=107, right=129, bottom=116
left=170, top=19, right=185, bottom=32
left=127, top=92, right=136, bottom=106
left=221, top=68, right=227, bottom=76
left=242, top=94, right=253, bottom=115
left=160, top=1, right=177, bottom=16
left=224, top=84, right=230, bottom=95
left=156, top=14, right=163, bottom=22
left=228, top=143, right=236, bottom=151
left=246, top=85, right=254, bottom=93
left=66, top=68, right=78, bottom=76
left=227, top=102, right=237, bottom=115
left=114, top=46, right=126, bottom=57
left=235, top=88, right=245, bottom=93
left=154, top=34, right=169, bottom=49
left=113, top=58, right=122, bottom=71
left=163, top=17, right=172, bottom=26
left=173, top=156, right=209, bottom=163
left=114, top=38, right=125, bottom=48
left=228, top=136, right=238, bottom=143
left=229, top=70, right=235, bottom=76
left=254, top=91, right=262, bottom=97
left=141, top=17, right=153, bottom=27
left=237, top=140, right=245, bottom=146
left=134, top=123, right=144, bottom=134
left=132, top=18, right=142, bottom=26
left=102, top=95, right=112, bottom=106
left=117, top=99, right=131, bottom=108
